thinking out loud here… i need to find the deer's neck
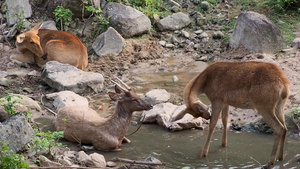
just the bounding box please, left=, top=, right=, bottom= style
left=107, top=103, right=133, bottom=137
left=184, top=72, right=206, bottom=105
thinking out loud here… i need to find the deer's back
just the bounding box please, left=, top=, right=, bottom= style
left=201, top=62, right=291, bottom=108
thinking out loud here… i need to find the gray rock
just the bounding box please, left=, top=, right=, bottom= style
left=166, top=44, right=175, bottom=48
left=168, top=0, right=182, bottom=8
left=212, top=31, right=224, bottom=39
left=158, top=40, right=166, bottom=47
left=156, top=12, right=191, bottom=31
left=292, top=38, right=300, bottom=48
left=0, top=77, right=10, bottom=87
left=41, top=61, right=104, bottom=94
left=77, top=151, right=91, bottom=165
left=198, top=32, right=208, bottom=39
left=145, top=89, right=170, bottom=105
left=39, top=155, right=62, bottom=167
left=92, top=27, right=125, bottom=57
left=201, top=1, right=210, bottom=11
left=40, top=20, right=57, bottom=30
left=6, top=0, right=32, bottom=26
left=181, top=30, right=190, bottom=38
left=0, top=107, right=8, bottom=122
left=104, top=3, right=151, bottom=38
left=0, top=113, right=34, bottom=153
left=88, top=153, right=106, bottom=168
left=46, top=91, right=89, bottom=111
left=230, top=11, right=284, bottom=53
left=142, top=103, right=203, bottom=131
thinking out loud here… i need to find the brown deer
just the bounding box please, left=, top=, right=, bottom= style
left=55, top=78, right=153, bottom=151
left=172, top=61, right=291, bottom=168
left=10, top=22, right=88, bottom=70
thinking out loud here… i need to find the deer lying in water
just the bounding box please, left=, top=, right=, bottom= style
left=10, top=22, right=88, bottom=70
left=172, top=61, right=291, bottom=168
left=55, top=78, right=153, bottom=151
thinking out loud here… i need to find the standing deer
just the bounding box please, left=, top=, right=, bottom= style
left=55, top=78, right=153, bottom=151
left=10, top=22, right=88, bottom=70
left=172, top=61, right=291, bottom=168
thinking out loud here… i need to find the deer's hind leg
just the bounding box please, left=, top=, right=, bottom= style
left=256, top=106, right=286, bottom=167
left=221, top=105, right=229, bottom=147
left=275, top=99, right=287, bottom=161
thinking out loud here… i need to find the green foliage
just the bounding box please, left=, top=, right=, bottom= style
left=268, top=0, right=298, bottom=11
left=223, top=20, right=236, bottom=31
left=0, top=142, right=29, bottom=169
left=28, top=129, right=64, bottom=157
left=53, top=5, right=74, bottom=30
left=0, top=93, right=22, bottom=117
left=85, top=2, right=109, bottom=36
left=10, top=10, right=30, bottom=31
left=291, top=107, right=300, bottom=119
left=0, top=94, right=32, bottom=122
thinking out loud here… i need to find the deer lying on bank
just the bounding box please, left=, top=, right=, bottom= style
left=55, top=78, right=153, bottom=151
left=10, top=22, right=88, bottom=70
left=172, top=61, right=291, bottom=168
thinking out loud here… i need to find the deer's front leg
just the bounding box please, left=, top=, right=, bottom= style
left=201, top=102, right=223, bottom=157
left=221, top=105, right=229, bottom=147
left=122, top=136, right=131, bottom=143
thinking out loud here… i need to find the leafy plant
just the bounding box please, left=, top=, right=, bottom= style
left=291, top=107, right=300, bottom=119
left=0, top=142, right=29, bottom=169
left=268, top=0, right=298, bottom=11
left=85, top=3, right=110, bottom=37
left=53, top=5, right=74, bottom=30
left=0, top=93, right=22, bottom=117
left=10, top=10, right=30, bottom=31
left=28, top=129, right=64, bottom=157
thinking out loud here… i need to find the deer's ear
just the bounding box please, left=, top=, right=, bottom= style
left=115, top=85, right=123, bottom=94
left=108, top=92, right=118, bottom=101
left=16, top=34, right=25, bottom=43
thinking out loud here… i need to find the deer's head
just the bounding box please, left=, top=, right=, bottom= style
left=16, top=22, right=44, bottom=57
left=109, top=78, right=153, bottom=118
left=172, top=101, right=211, bottom=121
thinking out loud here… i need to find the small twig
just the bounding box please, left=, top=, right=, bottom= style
left=111, top=157, right=164, bottom=166
left=40, top=94, right=57, bottom=116
left=250, top=156, right=262, bottom=167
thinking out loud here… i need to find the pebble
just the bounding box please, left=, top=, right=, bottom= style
left=172, top=75, right=179, bottom=82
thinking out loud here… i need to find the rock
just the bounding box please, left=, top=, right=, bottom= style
left=0, top=94, right=42, bottom=113
left=172, top=75, right=179, bottom=82
left=107, top=161, right=117, bottom=167
left=166, top=44, right=175, bottom=48
left=158, top=40, right=166, bottom=47
left=6, top=0, right=32, bottom=26
left=0, top=77, right=10, bottom=87
left=0, top=113, right=34, bottom=153
left=201, top=1, right=210, bottom=11
left=142, top=103, right=203, bottom=130
left=170, top=6, right=181, bottom=13
left=230, top=11, right=284, bottom=53
left=145, top=89, right=170, bottom=105
left=77, top=151, right=92, bottom=165
left=181, top=30, right=190, bottom=38
left=292, top=38, right=300, bottom=48
left=40, top=20, right=57, bottom=30
left=92, top=27, right=125, bottom=57
left=41, top=61, right=104, bottom=94
left=156, top=12, right=191, bottom=31
left=196, top=16, right=207, bottom=26
left=198, top=32, right=209, bottom=39
left=168, top=0, right=182, bottom=8
left=194, top=29, right=203, bottom=34
left=212, top=31, right=224, bottom=39
left=104, top=3, right=151, bottom=38
left=0, top=107, right=8, bottom=122
left=88, top=153, right=106, bottom=168
left=39, top=155, right=62, bottom=167
left=46, top=91, right=89, bottom=111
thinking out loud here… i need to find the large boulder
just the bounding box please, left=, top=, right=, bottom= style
left=92, top=27, right=125, bottom=57
left=41, top=61, right=104, bottom=94
left=46, top=91, right=89, bottom=111
left=230, top=11, right=284, bottom=53
left=144, top=89, right=170, bottom=105
left=6, top=0, right=32, bottom=26
left=0, top=113, right=34, bottom=153
left=103, top=2, right=151, bottom=38
left=142, top=103, right=204, bottom=131
left=156, top=12, right=191, bottom=31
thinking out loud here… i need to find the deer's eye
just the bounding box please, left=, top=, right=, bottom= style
left=30, top=39, right=34, bottom=44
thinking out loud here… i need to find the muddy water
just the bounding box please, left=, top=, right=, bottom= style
left=99, top=124, right=300, bottom=168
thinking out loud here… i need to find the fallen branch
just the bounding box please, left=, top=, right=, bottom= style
left=250, top=156, right=262, bottom=167
left=111, top=157, right=164, bottom=166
